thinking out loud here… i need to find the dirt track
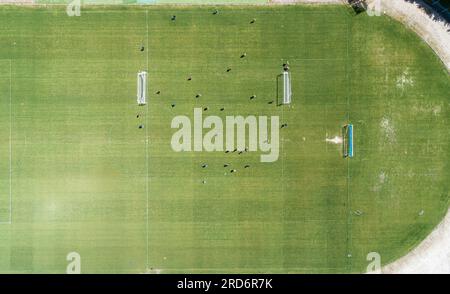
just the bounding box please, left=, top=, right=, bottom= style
left=375, top=0, right=450, bottom=71
left=0, top=0, right=34, bottom=3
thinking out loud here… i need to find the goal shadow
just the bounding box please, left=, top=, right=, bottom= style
left=275, top=73, right=283, bottom=107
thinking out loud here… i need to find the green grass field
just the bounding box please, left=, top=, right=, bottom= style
left=0, top=4, right=449, bottom=273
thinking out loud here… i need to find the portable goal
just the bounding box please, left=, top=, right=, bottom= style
left=343, top=124, right=354, bottom=158
left=137, top=71, right=147, bottom=105
left=282, top=71, right=292, bottom=105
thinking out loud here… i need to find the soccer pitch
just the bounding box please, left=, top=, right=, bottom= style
left=0, top=4, right=449, bottom=273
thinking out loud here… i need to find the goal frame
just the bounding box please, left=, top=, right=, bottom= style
left=282, top=71, right=291, bottom=105
left=343, top=124, right=354, bottom=158
left=137, top=71, right=147, bottom=105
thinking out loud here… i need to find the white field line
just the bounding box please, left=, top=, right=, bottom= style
left=345, top=17, right=352, bottom=269
left=281, top=86, right=285, bottom=224
left=9, top=59, right=12, bottom=224
left=0, top=59, right=12, bottom=225
left=325, top=105, right=327, bottom=153
left=145, top=9, right=150, bottom=271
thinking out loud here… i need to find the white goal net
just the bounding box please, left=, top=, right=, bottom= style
left=283, top=71, right=291, bottom=105
left=137, top=71, right=147, bottom=105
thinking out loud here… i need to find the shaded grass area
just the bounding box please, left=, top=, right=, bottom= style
left=0, top=5, right=448, bottom=273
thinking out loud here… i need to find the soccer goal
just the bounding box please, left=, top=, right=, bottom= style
left=137, top=71, right=147, bottom=105
left=282, top=71, right=292, bottom=105
left=343, top=124, right=354, bottom=158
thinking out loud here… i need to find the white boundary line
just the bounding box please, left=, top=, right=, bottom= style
left=344, top=17, right=352, bottom=270
left=0, top=59, right=12, bottom=225
left=6, top=59, right=11, bottom=224
left=145, top=9, right=150, bottom=271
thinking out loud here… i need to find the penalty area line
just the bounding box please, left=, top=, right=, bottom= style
left=9, top=59, right=12, bottom=225
left=1, top=59, right=12, bottom=225
left=145, top=9, right=150, bottom=271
